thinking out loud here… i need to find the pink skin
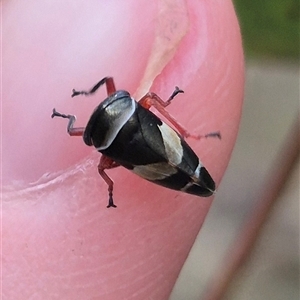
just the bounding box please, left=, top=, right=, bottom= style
left=2, top=1, right=244, bottom=299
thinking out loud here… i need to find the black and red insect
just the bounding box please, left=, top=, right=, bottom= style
left=52, top=77, right=220, bottom=208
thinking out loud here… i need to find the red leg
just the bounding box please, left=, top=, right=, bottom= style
left=97, top=155, right=120, bottom=208
left=52, top=77, right=117, bottom=135
left=104, top=77, right=117, bottom=96
left=71, top=77, right=116, bottom=97
left=138, top=88, right=221, bottom=140
left=51, top=109, right=84, bottom=136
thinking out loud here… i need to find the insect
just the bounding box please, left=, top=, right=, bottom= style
left=52, top=77, right=220, bottom=208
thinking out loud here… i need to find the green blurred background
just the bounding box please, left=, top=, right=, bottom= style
left=233, top=0, right=299, bottom=60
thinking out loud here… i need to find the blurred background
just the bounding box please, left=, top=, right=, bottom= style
left=171, top=1, right=299, bottom=299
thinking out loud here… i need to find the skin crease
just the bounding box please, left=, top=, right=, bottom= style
left=2, top=0, right=244, bottom=299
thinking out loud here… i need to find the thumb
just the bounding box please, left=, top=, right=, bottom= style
left=2, top=1, right=243, bottom=299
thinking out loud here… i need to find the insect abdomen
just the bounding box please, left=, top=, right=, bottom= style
left=100, top=103, right=215, bottom=197
left=132, top=162, right=215, bottom=197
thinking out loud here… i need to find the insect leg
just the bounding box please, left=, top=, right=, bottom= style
left=138, top=86, right=184, bottom=109
left=138, top=88, right=221, bottom=140
left=98, top=155, right=120, bottom=208
left=71, top=77, right=116, bottom=98
left=138, top=87, right=185, bottom=136
left=138, top=91, right=190, bottom=137
left=51, top=108, right=84, bottom=136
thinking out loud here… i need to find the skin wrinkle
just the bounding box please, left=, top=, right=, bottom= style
left=2, top=156, right=97, bottom=197
left=77, top=258, right=162, bottom=298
